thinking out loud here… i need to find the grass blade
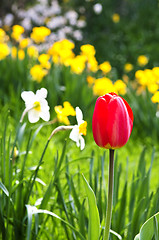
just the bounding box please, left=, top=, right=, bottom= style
left=82, top=174, right=100, bottom=240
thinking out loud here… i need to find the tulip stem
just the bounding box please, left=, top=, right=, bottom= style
left=103, top=149, right=114, bottom=240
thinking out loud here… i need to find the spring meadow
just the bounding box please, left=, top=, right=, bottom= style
left=1, top=0, right=159, bottom=239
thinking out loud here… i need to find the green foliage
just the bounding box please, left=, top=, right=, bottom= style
left=134, top=212, right=159, bottom=240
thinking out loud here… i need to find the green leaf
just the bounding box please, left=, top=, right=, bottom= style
left=25, top=205, right=86, bottom=240
left=82, top=174, right=100, bottom=240
left=134, top=212, right=159, bottom=240
left=0, top=181, right=9, bottom=197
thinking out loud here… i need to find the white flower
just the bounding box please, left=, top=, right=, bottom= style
left=69, top=107, right=87, bottom=150
left=21, top=88, right=50, bottom=123
left=93, top=3, right=103, bottom=14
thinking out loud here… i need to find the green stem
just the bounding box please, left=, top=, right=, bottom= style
left=103, top=149, right=115, bottom=240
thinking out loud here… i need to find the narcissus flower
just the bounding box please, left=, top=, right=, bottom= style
left=30, top=26, right=51, bottom=44
left=92, top=92, right=133, bottom=149
left=151, top=91, right=159, bottom=103
left=11, top=25, right=24, bottom=41
left=0, top=43, right=10, bottom=60
left=112, top=13, right=120, bottom=23
left=21, top=88, right=50, bottom=123
left=99, top=61, right=111, bottom=74
left=124, top=63, right=133, bottom=72
left=30, top=64, right=48, bottom=82
left=137, top=55, right=148, bottom=66
left=69, top=107, right=87, bottom=150
left=27, top=46, right=39, bottom=58
left=54, top=101, right=76, bottom=125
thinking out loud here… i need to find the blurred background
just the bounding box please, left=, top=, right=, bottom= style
left=1, top=0, right=159, bottom=77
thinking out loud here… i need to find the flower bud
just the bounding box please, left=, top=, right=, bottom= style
left=92, top=92, right=133, bottom=149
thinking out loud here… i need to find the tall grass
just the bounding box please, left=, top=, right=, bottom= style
left=0, top=113, right=159, bottom=239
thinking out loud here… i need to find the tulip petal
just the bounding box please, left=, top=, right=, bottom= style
left=92, top=92, right=133, bottom=149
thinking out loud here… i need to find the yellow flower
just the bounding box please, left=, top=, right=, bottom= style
left=93, top=77, right=115, bottom=96
left=87, top=56, right=98, bottom=72
left=30, top=26, right=51, bottom=44
left=124, top=63, right=133, bottom=72
left=30, top=64, right=48, bottom=82
left=137, top=55, right=149, bottom=66
left=54, top=101, right=76, bottom=125
left=11, top=46, right=17, bottom=59
left=0, top=28, right=9, bottom=43
left=80, top=44, right=96, bottom=58
left=99, top=61, right=111, bottom=74
left=70, top=55, right=86, bottom=74
left=38, top=54, right=51, bottom=69
left=19, top=38, right=31, bottom=48
left=0, top=43, right=10, bottom=60
left=27, top=46, right=39, bottom=58
left=148, top=83, right=158, bottom=94
left=11, top=25, right=24, bottom=41
left=152, top=67, right=159, bottom=83
left=151, top=91, right=159, bottom=103
left=48, top=39, right=75, bottom=65
left=87, top=75, right=96, bottom=86
left=114, top=79, right=127, bottom=95
left=112, top=13, right=120, bottom=23
left=18, top=49, right=25, bottom=60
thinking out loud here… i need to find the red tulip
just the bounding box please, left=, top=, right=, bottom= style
left=92, top=92, right=133, bottom=149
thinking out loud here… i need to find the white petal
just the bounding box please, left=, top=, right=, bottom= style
left=36, top=88, right=47, bottom=99
left=75, top=107, right=83, bottom=125
left=39, top=110, right=50, bottom=121
left=40, top=98, right=50, bottom=111
left=28, top=109, right=40, bottom=123
left=21, top=91, right=35, bottom=104
left=80, top=136, right=85, bottom=150
left=69, top=125, right=79, bottom=143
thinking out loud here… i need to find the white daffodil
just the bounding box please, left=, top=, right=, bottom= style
left=21, top=88, right=50, bottom=123
left=69, top=107, right=87, bottom=150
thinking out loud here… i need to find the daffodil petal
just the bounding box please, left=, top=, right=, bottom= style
left=36, top=88, right=47, bottom=99
left=39, top=110, right=50, bottom=121
left=80, top=136, right=85, bottom=150
left=76, top=107, right=83, bottom=125
left=69, top=125, right=79, bottom=143
left=21, top=91, right=35, bottom=103
left=28, top=109, right=40, bottom=123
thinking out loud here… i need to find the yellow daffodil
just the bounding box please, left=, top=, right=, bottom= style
left=87, top=76, right=96, bottom=86
left=0, top=43, right=10, bottom=60
left=19, top=38, right=31, bottom=48
left=124, top=63, right=133, bottom=72
left=48, top=39, right=75, bottom=65
left=30, top=64, right=48, bottom=82
left=0, top=28, right=9, bottom=43
left=112, top=13, right=120, bottom=23
left=11, top=25, right=24, bottom=41
left=70, top=55, right=86, bottom=74
left=27, top=46, right=39, bottom=58
left=80, top=44, right=96, bottom=58
left=137, top=55, right=149, bottom=66
left=18, top=49, right=25, bottom=60
left=38, top=54, right=51, bottom=69
left=93, top=77, right=115, bottom=96
left=11, top=46, right=17, bottom=59
left=30, top=26, right=51, bottom=44
left=54, top=101, right=76, bottom=125
left=151, top=91, right=159, bottom=103
left=87, top=56, right=98, bottom=72
left=99, top=61, right=111, bottom=74
left=148, top=83, right=158, bottom=94
left=114, top=79, right=127, bottom=95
